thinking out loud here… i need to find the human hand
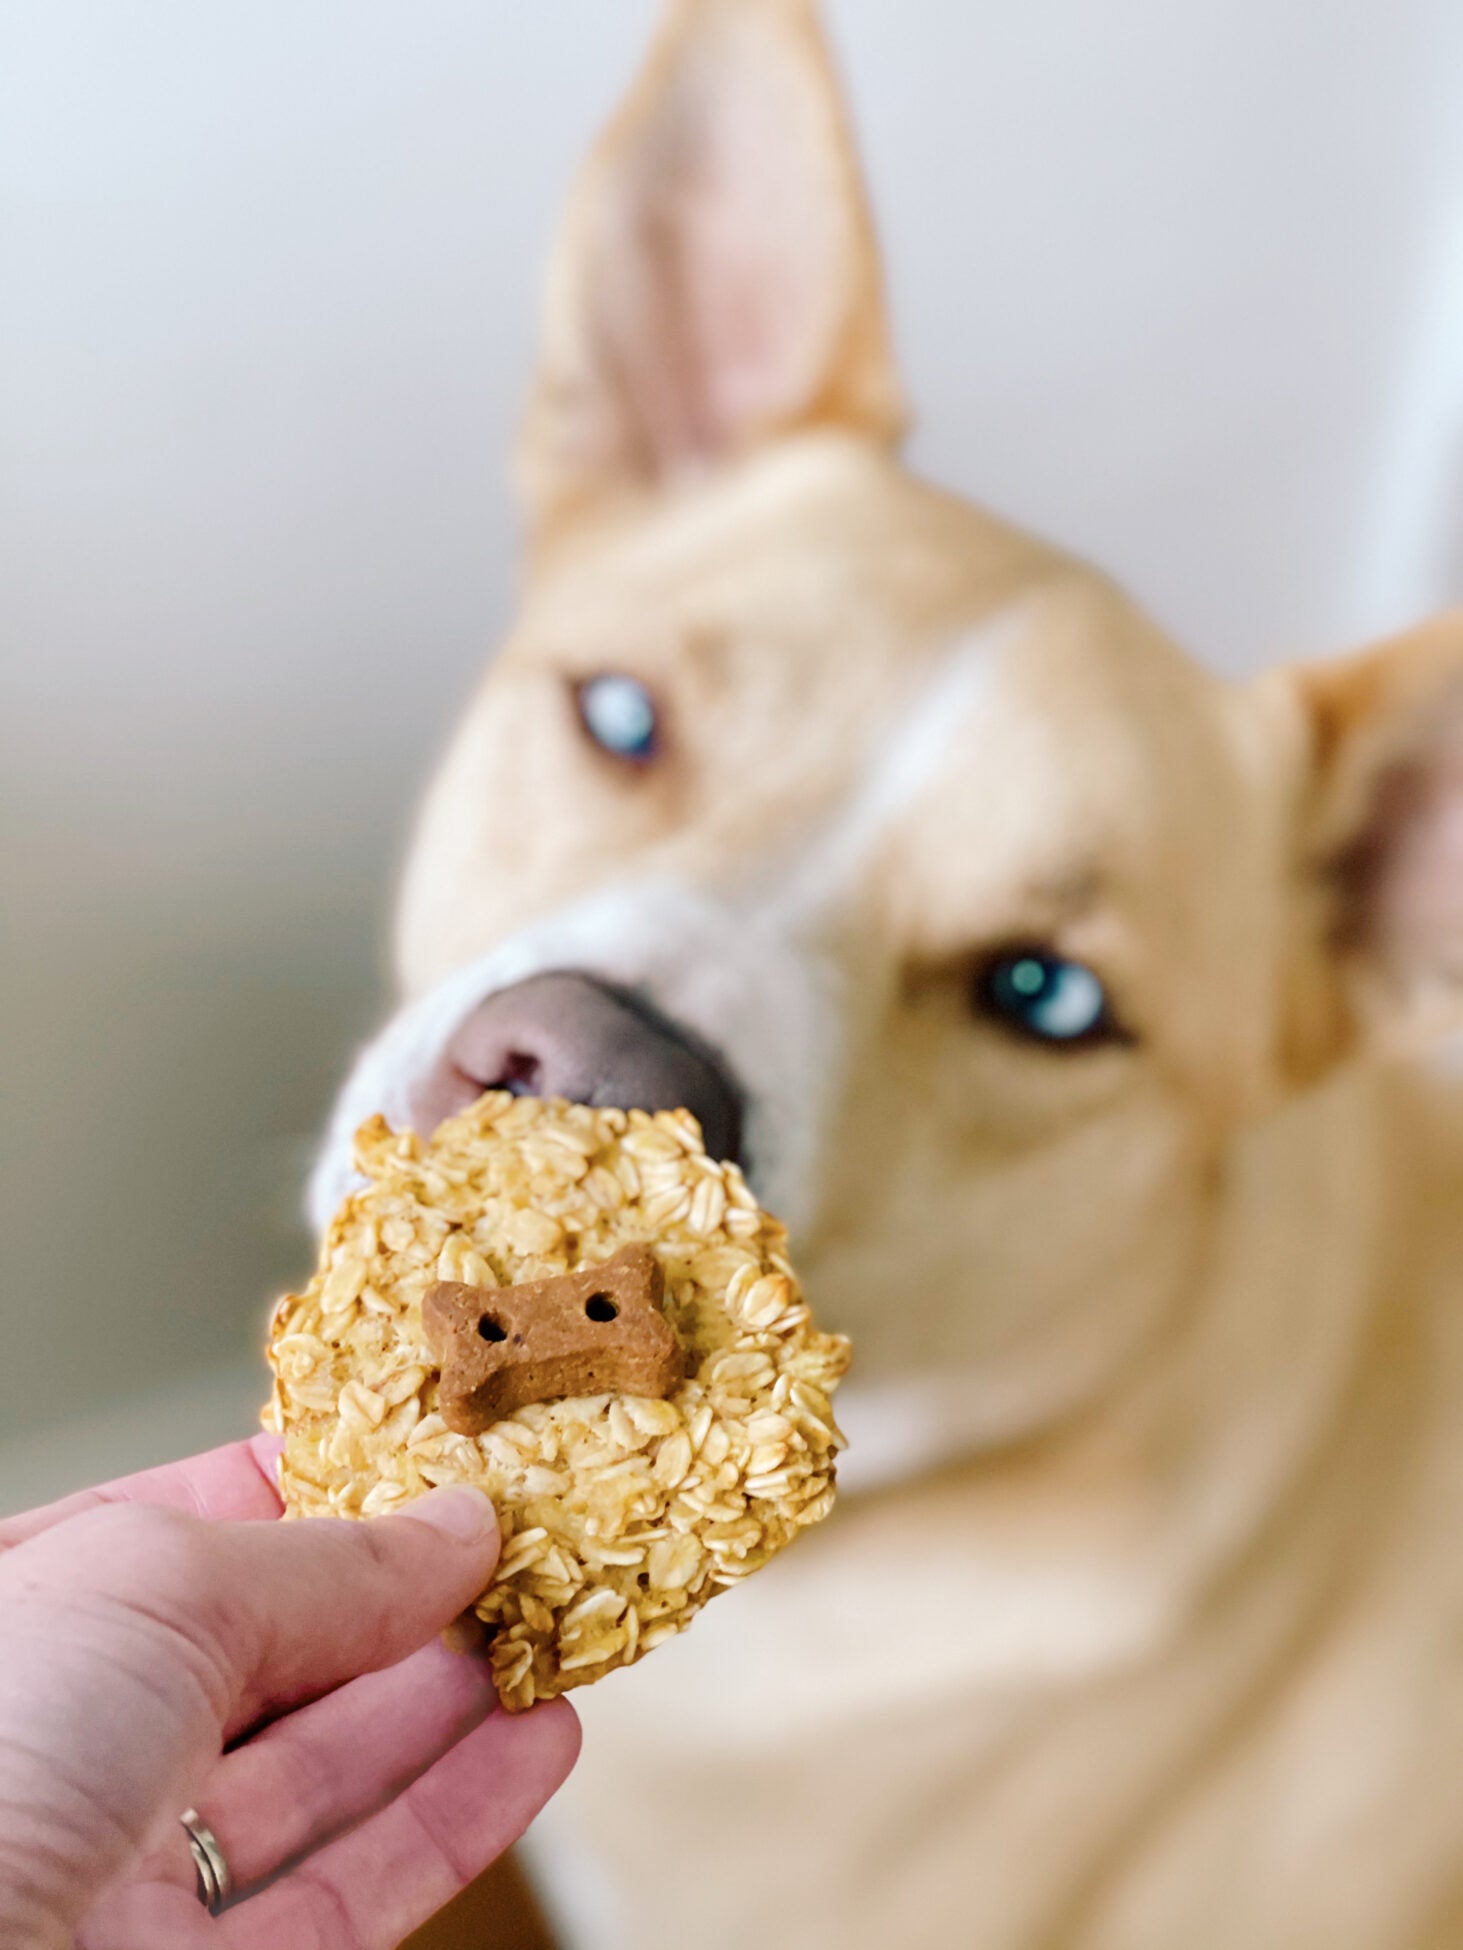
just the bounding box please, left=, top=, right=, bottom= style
left=0, top=1435, right=579, bottom=1949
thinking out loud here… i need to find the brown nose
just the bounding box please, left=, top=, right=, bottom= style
left=408, top=972, right=743, bottom=1164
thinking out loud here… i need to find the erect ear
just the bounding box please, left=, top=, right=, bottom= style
left=516, top=0, right=906, bottom=539
left=1286, top=611, right=1463, bottom=1064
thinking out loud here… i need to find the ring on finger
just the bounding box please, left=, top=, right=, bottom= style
left=180, top=1807, right=233, bottom=1915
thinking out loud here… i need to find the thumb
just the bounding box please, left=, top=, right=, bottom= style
left=210, top=1487, right=501, bottom=1733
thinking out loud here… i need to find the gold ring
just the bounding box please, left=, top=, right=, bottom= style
left=180, top=1806, right=232, bottom=1915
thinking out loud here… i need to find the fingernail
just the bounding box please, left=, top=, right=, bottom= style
left=408, top=1486, right=497, bottom=1544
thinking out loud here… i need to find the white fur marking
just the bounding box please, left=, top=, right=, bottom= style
left=772, top=605, right=1022, bottom=920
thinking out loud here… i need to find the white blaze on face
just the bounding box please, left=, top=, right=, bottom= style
left=309, top=608, right=1019, bottom=1243
left=772, top=604, right=1022, bottom=923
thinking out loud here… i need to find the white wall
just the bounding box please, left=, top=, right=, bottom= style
left=3, top=1, right=1462, bottom=1499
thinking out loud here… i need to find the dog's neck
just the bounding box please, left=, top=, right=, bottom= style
left=666, top=1066, right=1406, bottom=1738
left=833, top=1061, right=1385, bottom=1497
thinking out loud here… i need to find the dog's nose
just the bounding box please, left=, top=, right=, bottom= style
left=409, top=972, right=743, bottom=1164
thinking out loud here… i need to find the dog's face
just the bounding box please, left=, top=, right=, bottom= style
left=325, top=0, right=1463, bottom=1455
left=393, top=437, right=1287, bottom=1405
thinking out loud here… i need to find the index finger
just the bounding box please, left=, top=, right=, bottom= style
left=0, top=1432, right=284, bottom=1552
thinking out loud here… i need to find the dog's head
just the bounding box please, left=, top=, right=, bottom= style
left=316, top=0, right=1463, bottom=1475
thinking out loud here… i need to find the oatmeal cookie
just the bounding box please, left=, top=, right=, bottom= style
left=264, top=1093, right=849, bottom=1710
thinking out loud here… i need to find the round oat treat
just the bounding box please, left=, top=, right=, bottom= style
left=264, top=1093, right=850, bottom=1710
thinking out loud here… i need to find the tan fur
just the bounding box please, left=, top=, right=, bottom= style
left=392, top=5, right=1463, bottom=1943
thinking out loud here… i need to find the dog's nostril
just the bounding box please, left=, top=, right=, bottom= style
left=492, top=1051, right=542, bottom=1096
left=584, top=1293, right=618, bottom=1323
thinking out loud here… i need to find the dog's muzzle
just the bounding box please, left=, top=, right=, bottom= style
left=308, top=882, right=841, bottom=1239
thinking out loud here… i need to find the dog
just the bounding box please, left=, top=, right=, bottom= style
left=312, top=2, right=1463, bottom=1944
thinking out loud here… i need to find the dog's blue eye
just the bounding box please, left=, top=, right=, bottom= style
left=978, top=951, right=1113, bottom=1045
left=575, top=674, right=658, bottom=761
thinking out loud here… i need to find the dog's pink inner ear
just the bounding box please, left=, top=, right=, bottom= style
left=518, top=0, right=905, bottom=535
left=608, top=29, right=845, bottom=463
left=1302, top=616, right=1463, bottom=1028
left=1333, top=721, right=1463, bottom=975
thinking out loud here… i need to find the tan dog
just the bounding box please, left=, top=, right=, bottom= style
left=315, top=3, right=1463, bottom=1944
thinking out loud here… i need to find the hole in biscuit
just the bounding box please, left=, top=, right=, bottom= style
left=477, top=1314, right=507, bottom=1343
left=585, top=1293, right=618, bottom=1323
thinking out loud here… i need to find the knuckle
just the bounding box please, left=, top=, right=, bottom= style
left=20, top=1502, right=240, bottom=1721
left=290, top=1860, right=365, bottom=1950
left=49, top=1500, right=210, bottom=1590
left=117, top=1502, right=215, bottom=1583
left=340, top=1512, right=406, bottom=1578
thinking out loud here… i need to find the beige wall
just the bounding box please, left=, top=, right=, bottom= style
left=3, top=0, right=1462, bottom=1508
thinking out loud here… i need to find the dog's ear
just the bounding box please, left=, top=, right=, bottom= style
left=517, top=0, right=906, bottom=539
left=1283, top=612, right=1463, bottom=1070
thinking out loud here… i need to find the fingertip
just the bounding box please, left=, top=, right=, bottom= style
left=249, top=1430, right=285, bottom=1469
left=245, top=1432, right=285, bottom=1499
left=446, top=1691, right=581, bottom=1822
left=552, top=1694, right=584, bottom=1771
left=401, top=1485, right=499, bottom=1549
left=522, top=1693, right=584, bottom=1783
left=218, top=1489, right=502, bottom=1720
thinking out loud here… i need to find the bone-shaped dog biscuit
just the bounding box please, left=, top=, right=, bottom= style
left=421, top=1243, right=687, bottom=1434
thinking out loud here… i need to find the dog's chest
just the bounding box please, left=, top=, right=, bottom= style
left=528, top=1138, right=1463, bottom=1950
left=538, top=1499, right=1463, bottom=1950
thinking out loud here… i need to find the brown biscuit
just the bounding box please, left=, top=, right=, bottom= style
left=422, top=1244, right=687, bottom=1432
